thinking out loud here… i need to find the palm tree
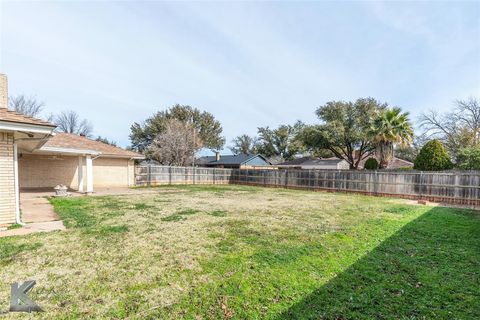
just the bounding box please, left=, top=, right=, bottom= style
left=371, top=107, right=413, bottom=169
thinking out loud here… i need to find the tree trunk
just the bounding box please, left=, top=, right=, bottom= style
left=377, top=141, right=393, bottom=169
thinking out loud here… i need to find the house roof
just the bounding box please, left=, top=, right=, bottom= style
left=277, top=157, right=346, bottom=167
left=41, top=132, right=144, bottom=158
left=387, top=157, right=414, bottom=169
left=0, top=108, right=56, bottom=128
left=277, top=156, right=316, bottom=166
left=302, top=159, right=346, bottom=166
left=197, top=153, right=270, bottom=166
left=325, top=154, right=413, bottom=169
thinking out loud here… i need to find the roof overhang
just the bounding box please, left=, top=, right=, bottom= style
left=2, top=122, right=56, bottom=152
left=98, top=154, right=145, bottom=160
left=33, top=147, right=145, bottom=159
left=0, top=120, right=56, bottom=135
left=36, top=146, right=100, bottom=156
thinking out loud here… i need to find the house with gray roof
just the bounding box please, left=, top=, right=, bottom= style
left=196, top=153, right=271, bottom=169
left=276, top=157, right=350, bottom=170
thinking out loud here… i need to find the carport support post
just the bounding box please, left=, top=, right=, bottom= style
left=86, top=155, right=93, bottom=194
left=78, top=156, right=84, bottom=192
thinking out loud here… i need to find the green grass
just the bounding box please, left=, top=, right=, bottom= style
left=0, top=238, right=42, bottom=266
left=153, top=206, right=479, bottom=319
left=0, top=185, right=478, bottom=319
left=161, top=208, right=200, bottom=221
left=208, top=210, right=228, bottom=217
left=6, top=223, right=22, bottom=230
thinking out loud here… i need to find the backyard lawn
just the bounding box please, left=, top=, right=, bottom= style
left=0, top=185, right=479, bottom=319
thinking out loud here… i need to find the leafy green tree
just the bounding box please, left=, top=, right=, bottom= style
left=96, top=136, right=117, bottom=147
left=130, top=104, right=225, bottom=153
left=370, top=107, right=413, bottom=169
left=300, top=98, right=386, bottom=169
left=256, top=121, right=305, bottom=161
left=229, top=134, right=258, bottom=155
left=456, top=147, right=480, bottom=170
left=364, top=158, right=379, bottom=170
left=414, top=140, right=453, bottom=171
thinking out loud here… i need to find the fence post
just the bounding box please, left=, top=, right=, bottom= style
left=193, top=166, right=196, bottom=185
left=147, top=165, right=151, bottom=187
left=308, top=169, right=311, bottom=189
left=168, top=166, right=172, bottom=185
left=213, top=168, right=216, bottom=185
left=419, top=171, right=423, bottom=199
left=374, top=170, right=378, bottom=195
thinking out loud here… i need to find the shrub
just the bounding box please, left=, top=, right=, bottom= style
left=364, top=158, right=379, bottom=170
left=456, top=147, right=480, bottom=170
left=414, top=140, right=453, bottom=171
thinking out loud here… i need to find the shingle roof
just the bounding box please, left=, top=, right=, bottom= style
left=303, top=159, right=346, bottom=166
left=387, top=157, right=414, bottom=169
left=0, top=108, right=56, bottom=127
left=197, top=153, right=270, bottom=166
left=42, top=132, right=144, bottom=158
left=325, top=155, right=413, bottom=169
left=277, top=156, right=315, bottom=166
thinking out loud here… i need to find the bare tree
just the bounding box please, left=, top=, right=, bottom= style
left=8, top=95, right=45, bottom=117
left=54, top=110, right=93, bottom=137
left=419, top=97, right=480, bottom=157
left=147, top=119, right=202, bottom=166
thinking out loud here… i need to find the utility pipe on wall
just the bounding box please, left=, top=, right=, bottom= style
left=13, top=143, right=23, bottom=225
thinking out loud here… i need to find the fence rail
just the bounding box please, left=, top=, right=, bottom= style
left=135, top=165, right=480, bottom=206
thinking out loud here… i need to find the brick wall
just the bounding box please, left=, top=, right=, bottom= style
left=92, top=158, right=133, bottom=187
left=19, top=154, right=134, bottom=189
left=0, top=132, right=16, bottom=225
left=19, top=154, right=80, bottom=189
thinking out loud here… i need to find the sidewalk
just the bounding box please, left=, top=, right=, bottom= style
left=0, top=191, right=65, bottom=238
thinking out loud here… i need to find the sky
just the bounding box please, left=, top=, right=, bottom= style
left=0, top=0, right=479, bottom=152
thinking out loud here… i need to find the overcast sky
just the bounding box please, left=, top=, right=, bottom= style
left=1, top=1, right=479, bottom=150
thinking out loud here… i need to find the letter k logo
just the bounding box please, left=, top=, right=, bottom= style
left=9, top=280, right=42, bottom=312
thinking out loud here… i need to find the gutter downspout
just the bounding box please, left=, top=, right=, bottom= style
left=13, top=133, right=52, bottom=225
left=13, top=143, right=24, bottom=225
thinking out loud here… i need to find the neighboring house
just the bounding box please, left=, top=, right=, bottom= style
left=196, top=153, right=271, bottom=169
left=381, top=157, right=414, bottom=169
left=19, top=132, right=144, bottom=190
left=325, top=152, right=414, bottom=169
left=276, top=156, right=350, bottom=170
left=276, top=153, right=413, bottom=170
left=0, top=74, right=143, bottom=226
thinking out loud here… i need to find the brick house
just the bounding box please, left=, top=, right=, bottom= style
left=0, top=74, right=143, bottom=226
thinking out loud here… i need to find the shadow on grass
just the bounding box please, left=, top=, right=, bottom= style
left=276, top=207, right=480, bottom=319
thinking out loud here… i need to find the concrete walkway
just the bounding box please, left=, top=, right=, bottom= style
left=0, top=187, right=157, bottom=238
left=0, top=190, right=65, bottom=238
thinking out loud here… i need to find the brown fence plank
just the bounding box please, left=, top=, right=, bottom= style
left=135, top=166, right=480, bottom=206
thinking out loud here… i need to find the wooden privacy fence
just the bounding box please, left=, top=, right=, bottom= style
left=135, top=165, right=480, bottom=206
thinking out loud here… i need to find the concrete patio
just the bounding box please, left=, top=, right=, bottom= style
left=0, top=187, right=161, bottom=238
